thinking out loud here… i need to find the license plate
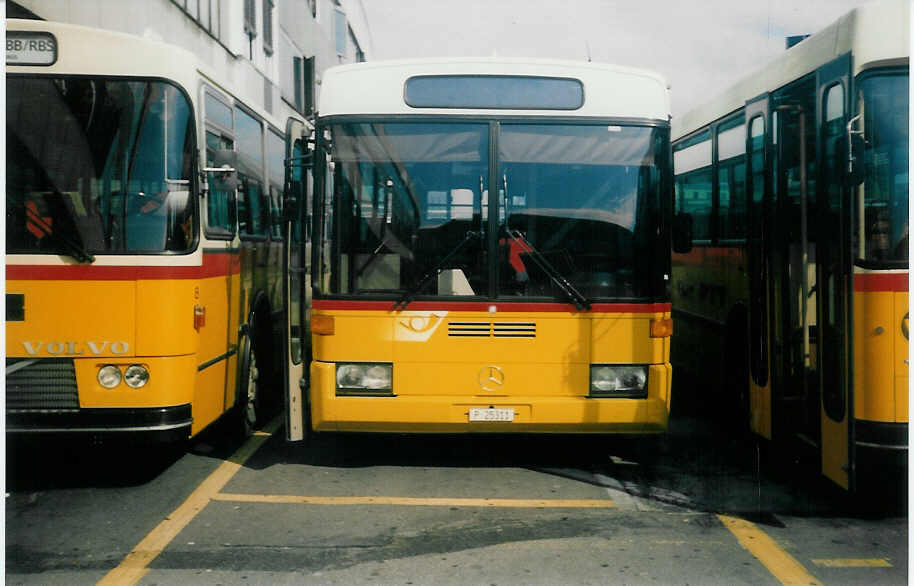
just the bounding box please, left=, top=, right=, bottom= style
left=468, top=408, right=514, bottom=422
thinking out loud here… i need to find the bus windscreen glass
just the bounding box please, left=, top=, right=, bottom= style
left=498, top=124, right=665, bottom=299
left=324, top=122, right=667, bottom=301
left=6, top=77, right=196, bottom=255
left=858, top=73, right=908, bottom=264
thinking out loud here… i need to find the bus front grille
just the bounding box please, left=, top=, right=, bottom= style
left=448, top=322, right=536, bottom=338
left=5, top=359, right=80, bottom=411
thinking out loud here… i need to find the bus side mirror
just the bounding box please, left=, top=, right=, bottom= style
left=204, top=149, right=238, bottom=192
left=672, top=212, right=693, bottom=253
left=844, top=134, right=865, bottom=188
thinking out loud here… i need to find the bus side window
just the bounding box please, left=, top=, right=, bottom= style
left=235, top=106, right=268, bottom=238
left=673, top=131, right=712, bottom=242
left=267, top=129, right=285, bottom=240
left=204, top=91, right=237, bottom=239
left=716, top=119, right=746, bottom=241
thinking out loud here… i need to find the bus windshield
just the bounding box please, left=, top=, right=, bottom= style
left=6, top=77, right=196, bottom=256
left=324, top=121, right=667, bottom=301
left=858, top=72, right=908, bottom=264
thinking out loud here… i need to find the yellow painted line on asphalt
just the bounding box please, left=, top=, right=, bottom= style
left=718, top=514, right=822, bottom=586
left=96, top=418, right=280, bottom=586
left=213, top=493, right=616, bottom=508
left=812, top=558, right=892, bottom=568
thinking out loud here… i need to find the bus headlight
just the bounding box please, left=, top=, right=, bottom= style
left=98, top=365, right=122, bottom=389
left=589, top=365, right=648, bottom=398
left=124, top=364, right=150, bottom=388
left=336, top=363, right=393, bottom=396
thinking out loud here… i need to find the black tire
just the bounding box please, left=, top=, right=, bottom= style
left=234, top=335, right=261, bottom=438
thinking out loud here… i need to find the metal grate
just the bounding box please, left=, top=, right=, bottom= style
left=448, top=322, right=536, bottom=338
left=6, top=358, right=79, bottom=411
left=493, top=322, right=536, bottom=338
left=448, top=322, right=490, bottom=337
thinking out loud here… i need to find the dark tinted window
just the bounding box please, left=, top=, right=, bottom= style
left=405, top=75, right=584, bottom=110
left=7, top=77, right=196, bottom=254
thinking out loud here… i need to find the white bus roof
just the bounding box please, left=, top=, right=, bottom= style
left=318, top=57, right=671, bottom=121
left=7, top=18, right=198, bottom=81
left=6, top=18, right=289, bottom=132
left=673, top=0, right=910, bottom=140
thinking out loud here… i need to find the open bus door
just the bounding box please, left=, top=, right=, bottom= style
left=283, top=118, right=313, bottom=441
left=744, top=94, right=773, bottom=439
left=816, top=54, right=854, bottom=490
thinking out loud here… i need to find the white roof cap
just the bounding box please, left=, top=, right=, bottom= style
left=319, top=57, right=670, bottom=121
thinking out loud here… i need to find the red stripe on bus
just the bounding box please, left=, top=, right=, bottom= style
left=6, top=251, right=240, bottom=281
left=312, top=300, right=671, bottom=313
left=854, top=273, right=909, bottom=292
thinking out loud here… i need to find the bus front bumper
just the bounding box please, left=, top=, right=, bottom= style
left=6, top=404, right=193, bottom=444
left=310, top=362, right=671, bottom=434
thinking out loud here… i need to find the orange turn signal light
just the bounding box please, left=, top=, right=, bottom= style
left=312, top=315, right=335, bottom=336
left=650, top=317, right=673, bottom=338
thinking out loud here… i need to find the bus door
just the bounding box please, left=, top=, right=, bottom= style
left=283, top=119, right=312, bottom=441
left=771, top=76, right=821, bottom=454
left=745, top=95, right=773, bottom=438
left=816, top=54, right=854, bottom=490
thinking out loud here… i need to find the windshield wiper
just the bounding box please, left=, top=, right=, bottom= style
left=9, top=195, right=95, bottom=263
left=394, top=230, right=480, bottom=310
left=506, top=229, right=591, bottom=310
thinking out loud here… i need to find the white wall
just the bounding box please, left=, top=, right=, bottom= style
left=14, top=0, right=372, bottom=119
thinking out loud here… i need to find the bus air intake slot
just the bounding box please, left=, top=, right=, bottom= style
left=448, top=322, right=536, bottom=338
left=6, top=358, right=79, bottom=411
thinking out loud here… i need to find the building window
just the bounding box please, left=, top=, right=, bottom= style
left=172, top=0, right=220, bottom=40
left=334, top=7, right=347, bottom=55
left=304, top=56, right=315, bottom=114
left=244, top=0, right=257, bottom=38
left=293, top=56, right=316, bottom=115
left=350, top=28, right=364, bottom=62
left=263, top=0, right=274, bottom=55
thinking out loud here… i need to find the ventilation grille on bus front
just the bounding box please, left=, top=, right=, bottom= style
left=6, top=359, right=80, bottom=412
left=447, top=322, right=536, bottom=338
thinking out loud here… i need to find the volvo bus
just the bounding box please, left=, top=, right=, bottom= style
left=284, top=58, right=674, bottom=440
left=670, top=0, right=908, bottom=491
left=6, top=20, right=305, bottom=443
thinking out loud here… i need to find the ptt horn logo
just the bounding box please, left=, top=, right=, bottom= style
left=397, top=312, right=447, bottom=342
left=478, top=365, right=505, bottom=392
left=22, top=341, right=130, bottom=356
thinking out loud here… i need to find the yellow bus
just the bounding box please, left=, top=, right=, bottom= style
left=284, top=58, right=674, bottom=439
left=670, top=0, right=908, bottom=490
left=6, top=20, right=303, bottom=443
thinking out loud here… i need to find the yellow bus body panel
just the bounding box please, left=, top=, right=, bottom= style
left=854, top=289, right=909, bottom=424
left=894, top=291, right=909, bottom=423
left=7, top=269, right=239, bottom=438
left=310, top=309, right=671, bottom=433
left=73, top=354, right=197, bottom=409
left=135, top=279, right=199, bottom=356
left=821, top=407, right=850, bottom=489
left=854, top=291, right=896, bottom=422
left=6, top=279, right=136, bottom=358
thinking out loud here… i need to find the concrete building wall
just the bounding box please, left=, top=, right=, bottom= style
left=13, top=0, right=373, bottom=120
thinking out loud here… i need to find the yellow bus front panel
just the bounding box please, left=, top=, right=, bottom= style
left=310, top=306, right=671, bottom=433
left=6, top=266, right=210, bottom=441
left=852, top=273, right=908, bottom=461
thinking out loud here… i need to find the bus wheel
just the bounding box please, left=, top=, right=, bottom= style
left=234, top=336, right=261, bottom=438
